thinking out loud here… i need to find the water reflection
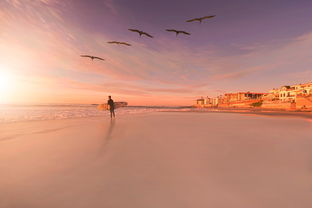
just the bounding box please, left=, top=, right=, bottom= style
left=305, top=119, right=312, bottom=126
left=105, top=119, right=115, bottom=141
left=97, top=119, right=116, bottom=157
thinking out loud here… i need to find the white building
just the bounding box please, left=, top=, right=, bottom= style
left=268, top=82, right=312, bottom=102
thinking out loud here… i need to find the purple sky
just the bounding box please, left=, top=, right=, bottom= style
left=1, top=0, right=312, bottom=105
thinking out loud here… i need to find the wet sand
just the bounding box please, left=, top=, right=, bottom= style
left=188, top=108, right=312, bottom=119
left=0, top=112, right=311, bottom=208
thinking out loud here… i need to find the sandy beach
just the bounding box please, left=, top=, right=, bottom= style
left=0, top=112, right=311, bottom=208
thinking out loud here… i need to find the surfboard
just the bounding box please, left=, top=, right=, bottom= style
left=97, top=102, right=128, bottom=111
left=97, top=104, right=109, bottom=111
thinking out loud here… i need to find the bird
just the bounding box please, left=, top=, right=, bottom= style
left=166, top=29, right=191, bottom=36
left=107, top=41, right=131, bottom=46
left=186, top=15, right=216, bottom=23
left=128, top=29, right=153, bottom=38
left=80, top=55, right=105, bottom=61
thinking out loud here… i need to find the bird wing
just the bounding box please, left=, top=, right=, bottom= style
left=142, top=32, right=153, bottom=38
left=80, top=55, right=92, bottom=58
left=181, top=31, right=191, bottom=35
left=108, top=41, right=119, bottom=44
left=201, top=15, right=216, bottom=20
left=166, top=29, right=177, bottom=32
left=186, top=18, right=199, bottom=22
left=120, top=42, right=131, bottom=46
left=128, top=29, right=140, bottom=33
left=93, top=56, right=105, bottom=61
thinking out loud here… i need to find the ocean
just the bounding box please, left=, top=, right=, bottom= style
left=0, top=104, right=192, bottom=123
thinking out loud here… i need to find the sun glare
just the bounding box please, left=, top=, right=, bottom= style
left=0, top=70, right=15, bottom=102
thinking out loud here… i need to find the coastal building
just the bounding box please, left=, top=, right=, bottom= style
left=212, top=97, right=220, bottom=106
left=278, top=86, right=296, bottom=102
left=196, top=97, right=205, bottom=107
left=292, top=82, right=312, bottom=95
left=195, top=92, right=266, bottom=108
left=223, top=92, right=266, bottom=103
left=195, top=81, right=312, bottom=110
left=266, top=82, right=312, bottom=102
left=265, top=89, right=280, bottom=101
left=195, top=97, right=215, bottom=107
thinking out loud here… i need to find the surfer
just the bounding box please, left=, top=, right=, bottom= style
left=107, top=96, right=115, bottom=118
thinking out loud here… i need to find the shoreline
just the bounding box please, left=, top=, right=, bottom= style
left=185, top=107, right=312, bottom=119
left=1, top=107, right=311, bottom=126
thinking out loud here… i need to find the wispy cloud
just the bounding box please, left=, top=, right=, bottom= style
left=1, top=0, right=312, bottom=104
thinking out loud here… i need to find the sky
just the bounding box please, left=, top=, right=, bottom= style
left=0, top=0, right=311, bottom=105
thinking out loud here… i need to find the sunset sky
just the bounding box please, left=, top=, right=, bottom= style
left=0, top=0, right=311, bottom=105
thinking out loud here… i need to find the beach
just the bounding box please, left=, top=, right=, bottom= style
left=0, top=112, right=312, bottom=208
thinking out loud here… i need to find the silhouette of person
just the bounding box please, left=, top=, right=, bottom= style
left=107, top=95, right=115, bottom=118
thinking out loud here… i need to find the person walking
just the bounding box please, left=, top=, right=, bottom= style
left=107, top=95, right=115, bottom=118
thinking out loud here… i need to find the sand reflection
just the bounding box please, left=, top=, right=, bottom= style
left=97, top=119, right=116, bottom=156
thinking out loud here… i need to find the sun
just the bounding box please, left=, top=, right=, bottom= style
left=0, top=71, right=15, bottom=101
left=0, top=73, right=12, bottom=90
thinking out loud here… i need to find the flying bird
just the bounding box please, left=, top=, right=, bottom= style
left=107, top=41, right=131, bottom=46
left=166, top=29, right=191, bottom=36
left=186, top=15, right=216, bottom=23
left=128, top=29, right=153, bottom=38
left=80, top=55, right=105, bottom=61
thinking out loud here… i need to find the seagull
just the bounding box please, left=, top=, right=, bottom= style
left=107, top=41, right=131, bottom=46
left=186, top=15, right=216, bottom=23
left=166, top=29, right=191, bottom=36
left=128, top=29, right=153, bottom=38
left=80, top=55, right=105, bottom=61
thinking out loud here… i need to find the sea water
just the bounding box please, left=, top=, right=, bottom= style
left=0, top=104, right=191, bottom=123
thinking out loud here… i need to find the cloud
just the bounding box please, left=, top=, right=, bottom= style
left=1, top=0, right=311, bottom=104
